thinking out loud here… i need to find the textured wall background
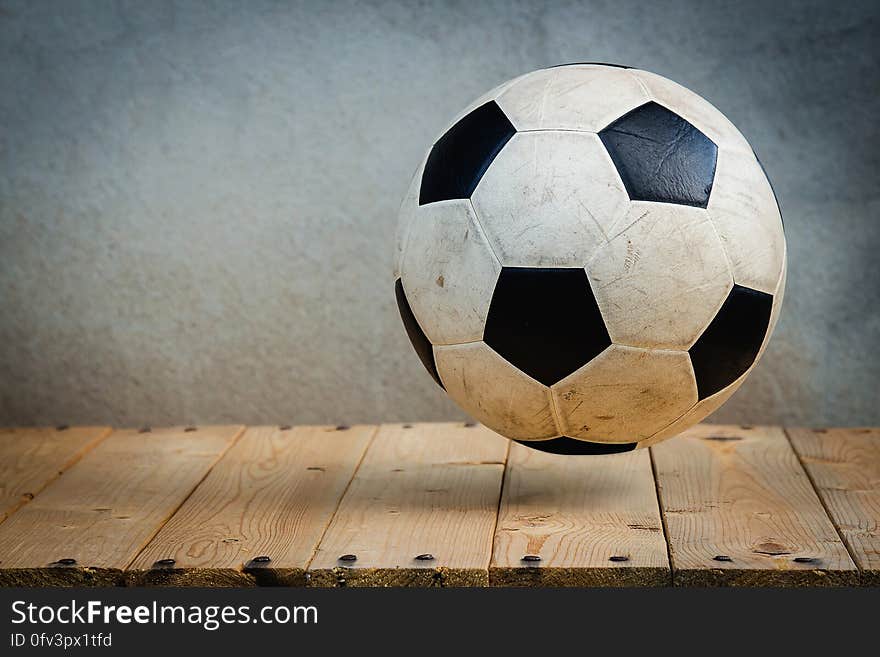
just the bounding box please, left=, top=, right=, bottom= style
left=1, top=0, right=878, bottom=428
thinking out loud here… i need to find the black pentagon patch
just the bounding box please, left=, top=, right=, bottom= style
left=516, top=437, right=637, bottom=455
left=599, top=101, right=717, bottom=207
left=689, top=284, right=773, bottom=400
left=395, top=279, right=444, bottom=389
left=419, top=101, right=516, bottom=205
left=483, top=268, right=611, bottom=386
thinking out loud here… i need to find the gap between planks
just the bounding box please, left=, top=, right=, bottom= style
left=308, top=423, right=508, bottom=587
left=786, top=427, right=880, bottom=586
left=128, top=425, right=378, bottom=586
left=0, top=426, right=245, bottom=586
left=490, top=442, right=670, bottom=586
left=0, top=426, right=112, bottom=525
left=651, top=424, right=859, bottom=586
left=0, top=424, right=876, bottom=587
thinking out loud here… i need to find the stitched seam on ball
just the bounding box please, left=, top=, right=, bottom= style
left=467, top=197, right=504, bottom=270
left=683, top=215, right=737, bottom=351
left=397, top=158, right=426, bottom=280
left=547, top=388, right=566, bottom=437
left=626, top=69, right=653, bottom=105
left=516, top=128, right=598, bottom=135
left=431, top=337, right=483, bottom=349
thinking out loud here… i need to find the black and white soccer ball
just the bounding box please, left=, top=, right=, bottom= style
left=394, top=64, right=786, bottom=455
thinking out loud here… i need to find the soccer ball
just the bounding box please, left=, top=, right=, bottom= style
left=394, top=64, right=786, bottom=455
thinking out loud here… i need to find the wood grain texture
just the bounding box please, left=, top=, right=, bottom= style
left=128, top=425, right=375, bottom=586
left=0, top=426, right=243, bottom=586
left=491, top=442, right=669, bottom=586
left=1, top=423, right=875, bottom=588
left=652, top=424, right=858, bottom=586
left=787, top=427, right=880, bottom=586
left=0, top=427, right=110, bottom=524
left=308, top=423, right=508, bottom=587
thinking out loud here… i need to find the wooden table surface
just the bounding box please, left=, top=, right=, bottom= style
left=0, top=423, right=876, bottom=587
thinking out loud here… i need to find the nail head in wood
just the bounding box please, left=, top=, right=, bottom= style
left=713, top=555, right=733, bottom=562
left=336, top=425, right=350, bottom=431
left=138, top=426, right=151, bottom=433
left=464, top=422, right=477, bottom=427
left=415, top=553, right=434, bottom=561
left=338, top=554, right=357, bottom=562
left=521, top=554, right=541, bottom=562
left=54, top=558, right=77, bottom=566
left=793, top=556, right=818, bottom=564
left=279, top=425, right=292, bottom=431
left=56, top=424, right=69, bottom=431
left=154, top=558, right=175, bottom=567
left=609, top=555, right=630, bottom=562
left=252, top=555, right=271, bottom=564
left=184, top=426, right=197, bottom=432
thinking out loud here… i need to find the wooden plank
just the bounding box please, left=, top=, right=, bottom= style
left=652, top=424, right=858, bottom=586
left=308, top=423, right=508, bottom=587
left=128, top=425, right=375, bottom=586
left=787, top=427, right=880, bottom=586
left=491, top=443, right=670, bottom=586
left=0, top=426, right=242, bottom=586
left=0, top=426, right=110, bottom=524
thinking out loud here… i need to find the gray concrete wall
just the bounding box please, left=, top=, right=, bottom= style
left=1, top=0, right=878, bottom=428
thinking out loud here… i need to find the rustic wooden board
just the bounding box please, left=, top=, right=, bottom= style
left=308, top=423, right=508, bottom=587
left=788, top=427, right=880, bottom=586
left=491, top=443, right=670, bottom=586
left=1, top=423, right=876, bottom=588
left=128, top=425, right=375, bottom=586
left=0, top=426, right=110, bottom=524
left=651, top=424, right=858, bottom=586
left=0, top=426, right=243, bottom=586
